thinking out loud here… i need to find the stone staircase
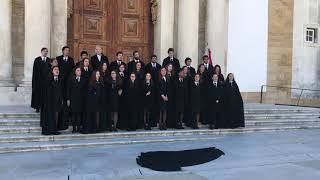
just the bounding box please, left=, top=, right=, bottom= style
left=0, top=104, right=319, bottom=154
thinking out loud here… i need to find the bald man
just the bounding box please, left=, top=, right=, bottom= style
left=90, top=45, right=109, bottom=71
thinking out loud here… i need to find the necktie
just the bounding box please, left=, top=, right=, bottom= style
left=42, top=57, right=45, bottom=62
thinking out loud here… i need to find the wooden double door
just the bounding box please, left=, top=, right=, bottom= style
left=67, top=0, right=154, bottom=64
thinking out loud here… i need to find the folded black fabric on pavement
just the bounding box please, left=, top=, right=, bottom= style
left=136, top=147, right=225, bottom=171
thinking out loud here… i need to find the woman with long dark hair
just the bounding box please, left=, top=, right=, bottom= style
left=42, top=65, right=63, bottom=135
left=106, top=70, right=123, bottom=131
left=224, top=73, right=245, bottom=128
left=214, top=65, right=225, bottom=85
left=124, top=73, right=142, bottom=131
left=83, top=71, right=103, bottom=134
left=99, top=62, right=110, bottom=131
left=165, top=64, right=176, bottom=128
left=158, top=67, right=168, bottom=130
left=143, top=73, right=155, bottom=130
left=67, top=66, right=86, bottom=133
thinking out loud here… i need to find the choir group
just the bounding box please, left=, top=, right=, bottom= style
left=31, top=45, right=245, bottom=135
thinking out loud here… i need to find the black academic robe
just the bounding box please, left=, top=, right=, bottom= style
left=56, top=55, right=75, bottom=85
left=166, top=74, right=176, bottom=128
left=109, top=60, right=126, bottom=72
left=67, top=77, right=86, bottom=113
left=187, top=66, right=196, bottom=78
left=174, top=78, right=188, bottom=113
left=127, top=60, right=145, bottom=74
left=143, top=82, right=155, bottom=111
left=124, top=80, right=142, bottom=130
left=145, top=63, right=161, bottom=85
left=135, top=70, right=145, bottom=84
left=207, top=81, right=225, bottom=128
left=91, top=54, right=109, bottom=71
left=224, top=81, right=245, bottom=128
left=100, top=72, right=111, bottom=131
left=189, top=81, right=205, bottom=127
left=83, top=81, right=104, bottom=133
left=162, top=57, right=181, bottom=73
left=31, top=56, right=50, bottom=110
left=145, top=62, right=161, bottom=126
left=42, top=77, right=63, bottom=135
left=107, top=79, right=121, bottom=112
left=159, top=78, right=168, bottom=111
left=116, top=71, right=128, bottom=129
left=203, top=64, right=214, bottom=81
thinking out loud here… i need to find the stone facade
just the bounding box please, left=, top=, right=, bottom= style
left=1, top=0, right=319, bottom=106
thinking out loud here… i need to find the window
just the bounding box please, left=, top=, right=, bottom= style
left=306, top=28, right=318, bottom=43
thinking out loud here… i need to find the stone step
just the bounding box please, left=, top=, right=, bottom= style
left=1, top=117, right=320, bottom=134
left=245, top=113, right=320, bottom=120
left=0, top=118, right=39, bottom=126
left=245, top=119, right=320, bottom=126
left=0, top=112, right=318, bottom=125
left=0, top=124, right=320, bottom=144
left=0, top=125, right=320, bottom=154
left=0, top=108, right=318, bottom=119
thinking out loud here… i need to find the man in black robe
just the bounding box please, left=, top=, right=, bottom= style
left=207, top=74, right=225, bottom=129
left=202, top=55, right=214, bottom=83
left=127, top=51, right=145, bottom=74
left=174, top=69, right=188, bottom=129
left=185, top=57, right=196, bottom=78
left=56, top=46, right=75, bottom=130
left=162, top=48, right=180, bottom=74
left=109, top=51, right=127, bottom=72
left=31, top=47, right=50, bottom=113
left=145, top=55, right=161, bottom=127
left=90, top=45, right=109, bottom=71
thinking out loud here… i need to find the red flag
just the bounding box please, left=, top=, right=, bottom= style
left=208, top=48, right=213, bottom=65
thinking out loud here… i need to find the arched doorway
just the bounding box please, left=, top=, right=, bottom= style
left=67, top=0, right=154, bottom=64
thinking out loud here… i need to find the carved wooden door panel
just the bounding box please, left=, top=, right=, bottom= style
left=67, top=0, right=153, bottom=64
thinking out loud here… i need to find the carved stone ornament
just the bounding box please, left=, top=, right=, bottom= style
left=150, top=0, right=158, bottom=24
left=67, top=0, right=73, bottom=18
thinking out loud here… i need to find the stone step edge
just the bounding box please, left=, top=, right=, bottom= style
left=0, top=126, right=319, bottom=154
left=0, top=125, right=319, bottom=144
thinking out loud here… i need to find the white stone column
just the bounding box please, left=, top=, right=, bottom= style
left=51, top=0, right=68, bottom=57
left=0, top=0, right=13, bottom=86
left=154, top=0, right=175, bottom=63
left=206, top=0, right=229, bottom=74
left=177, top=0, right=199, bottom=68
left=22, top=0, right=51, bottom=84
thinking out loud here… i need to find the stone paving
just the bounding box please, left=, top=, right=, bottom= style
left=0, top=129, right=320, bottom=180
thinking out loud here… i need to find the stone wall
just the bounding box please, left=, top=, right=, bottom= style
left=264, top=0, right=294, bottom=104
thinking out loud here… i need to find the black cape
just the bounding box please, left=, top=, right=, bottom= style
left=136, top=147, right=225, bottom=171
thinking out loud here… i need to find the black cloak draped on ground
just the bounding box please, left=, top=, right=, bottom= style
left=136, top=147, right=225, bottom=171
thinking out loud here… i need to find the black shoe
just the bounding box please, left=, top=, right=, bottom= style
left=36, top=109, right=40, bottom=113
left=209, top=124, right=213, bottom=129
left=112, top=127, right=118, bottom=132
